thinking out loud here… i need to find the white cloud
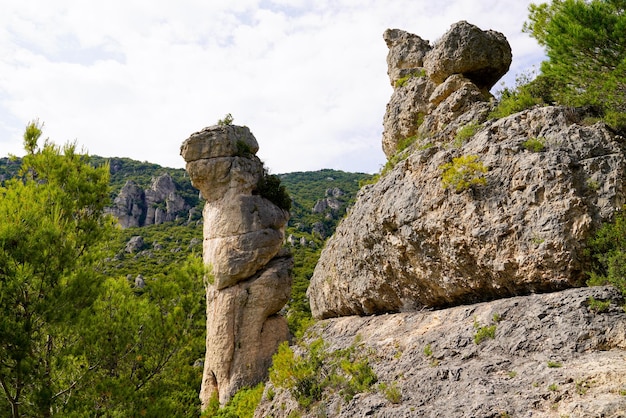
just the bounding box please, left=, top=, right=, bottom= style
left=0, top=0, right=544, bottom=173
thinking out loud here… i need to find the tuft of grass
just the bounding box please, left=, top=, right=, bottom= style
left=588, top=296, right=611, bottom=313
left=586, top=179, right=600, bottom=191
left=548, top=383, right=559, bottom=391
left=378, top=382, right=402, bottom=404
left=453, top=122, right=481, bottom=147
left=395, top=69, right=426, bottom=88
left=522, top=137, right=546, bottom=152
left=473, top=317, right=496, bottom=344
left=547, top=360, right=562, bottom=368
left=423, top=344, right=433, bottom=357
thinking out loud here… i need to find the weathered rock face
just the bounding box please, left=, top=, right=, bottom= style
left=256, top=286, right=626, bottom=418
left=382, top=21, right=511, bottom=158
left=106, top=173, right=189, bottom=228
left=308, top=22, right=626, bottom=320
left=424, top=20, right=512, bottom=89
left=180, top=124, right=292, bottom=407
left=309, top=105, right=626, bottom=319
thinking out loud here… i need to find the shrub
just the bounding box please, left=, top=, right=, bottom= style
left=217, top=113, right=234, bottom=126
left=489, top=70, right=549, bottom=119
left=587, top=208, right=626, bottom=297
left=522, top=137, right=546, bottom=152
left=235, top=140, right=253, bottom=157
left=440, top=155, right=488, bottom=192
left=202, top=383, right=264, bottom=418
left=269, top=337, right=377, bottom=409
left=587, top=296, right=611, bottom=313
left=256, top=171, right=292, bottom=212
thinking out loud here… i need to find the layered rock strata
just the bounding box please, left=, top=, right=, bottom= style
left=307, top=23, right=626, bottom=319
left=181, top=125, right=292, bottom=407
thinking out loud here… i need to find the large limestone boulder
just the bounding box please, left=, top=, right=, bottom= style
left=382, top=22, right=508, bottom=158
left=181, top=124, right=292, bottom=407
left=424, top=20, right=512, bottom=90
left=308, top=106, right=626, bottom=319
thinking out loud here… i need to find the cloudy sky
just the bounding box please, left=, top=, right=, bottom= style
left=0, top=0, right=545, bottom=174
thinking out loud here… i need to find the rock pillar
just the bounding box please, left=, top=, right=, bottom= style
left=181, top=124, right=292, bottom=407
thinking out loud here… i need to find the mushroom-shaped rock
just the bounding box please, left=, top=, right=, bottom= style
left=424, top=21, right=512, bottom=90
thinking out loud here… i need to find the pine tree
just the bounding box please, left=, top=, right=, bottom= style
left=524, top=0, right=626, bottom=127
left=0, top=121, right=112, bottom=417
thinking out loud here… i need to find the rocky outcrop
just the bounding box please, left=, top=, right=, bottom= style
left=307, top=23, right=626, bottom=320
left=382, top=21, right=511, bottom=158
left=256, top=286, right=626, bottom=418
left=180, top=124, right=292, bottom=407
left=106, top=173, right=189, bottom=228
left=310, top=105, right=626, bottom=319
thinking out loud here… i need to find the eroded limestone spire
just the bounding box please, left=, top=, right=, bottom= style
left=181, top=124, right=292, bottom=408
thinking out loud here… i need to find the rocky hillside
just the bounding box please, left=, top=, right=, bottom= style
left=256, top=286, right=626, bottom=418
left=256, top=21, right=626, bottom=418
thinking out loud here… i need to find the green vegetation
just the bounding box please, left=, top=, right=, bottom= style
left=423, top=344, right=433, bottom=357
left=269, top=337, right=377, bottom=409
left=491, top=0, right=626, bottom=128
left=236, top=139, right=254, bottom=157
left=587, top=208, right=626, bottom=297
left=587, top=296, right=611, bottom=313
left=547, top=361, right=563, bottom=368
left=395, top=69, right=426, bottom=88
left=454, top=122, right=481, bottom=147
left=202, top=383, right=264, bottom=418
left=522, top=136, right=546, bottom=152
left=217, top=113, right=234, bottom=126
left=257, top=170, right=292, bottom=212
left=548, top=383, right=559, bottom=391
left=524, top=0, right=626, bottom=129
left=490, top=69, right=550, bottom=118
left=378, top=381, right=402, bottom=404
left=473, top=317, right=497, bottom=344
left=586, top=179, right=601, bottom=191
left=575, top=379, right=591, bottom=395
left=0, top=122, right=206, bottom=417
left=440, top=155, right=488, bottom=192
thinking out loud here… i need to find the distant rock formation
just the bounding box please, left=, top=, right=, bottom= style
left=307, top=22, right=626, bottom=319
left=181, top=124, right=292, bottom=408
left=106, top=173, right=189, bottom=228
